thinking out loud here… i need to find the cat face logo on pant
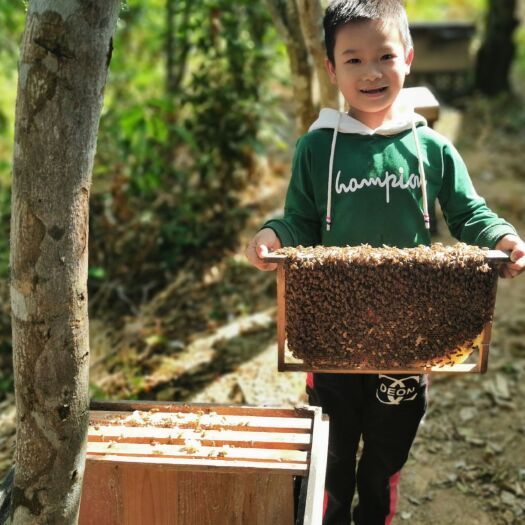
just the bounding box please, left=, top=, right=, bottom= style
left=376, top=375, right=420, bottom=405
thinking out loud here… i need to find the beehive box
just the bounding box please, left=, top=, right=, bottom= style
left=409, top=22, right=475, bottom=74
left=398, top=87, right=440, bottom=128
left=79, top=400, right=329, bottom=525
left=405, top=22, right=476, bottom=98
left=264, top=244, right=509, bottom=374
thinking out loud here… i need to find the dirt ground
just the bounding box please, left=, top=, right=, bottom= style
left=396, top=272, right=525, bottom=525
left=1, top=103, right=525, bottom=524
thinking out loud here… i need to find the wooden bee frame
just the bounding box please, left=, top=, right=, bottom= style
left=80, top=400, right=329, bottom=525
left=266, top=250, right=509, bottom=375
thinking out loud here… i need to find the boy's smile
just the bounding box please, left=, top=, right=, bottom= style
left=325, top=19, right=413, bottom=129
left=360, top=86, right=388, bottom=96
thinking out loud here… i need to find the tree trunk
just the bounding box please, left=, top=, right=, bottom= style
left=475, top=0, right=518, bottom=95
left=166, top=0, right=191, bottom=96
left=166, top=0, right=177, bottom=96
left=296, top=0, right=339, bottom=110
left=265, top=0, right=316, bottom=134
left=10, top=1, right=120, bottom=523
left=165, top=0, right=192, bottom=167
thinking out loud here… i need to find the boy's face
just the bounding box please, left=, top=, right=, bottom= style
left=325, top=19, right=413, bottom=129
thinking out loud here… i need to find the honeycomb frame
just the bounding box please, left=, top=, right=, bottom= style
left=265, top=246, right=508, bottom=374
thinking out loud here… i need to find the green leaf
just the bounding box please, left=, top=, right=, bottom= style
left=88, top=266, right=107, bottom=279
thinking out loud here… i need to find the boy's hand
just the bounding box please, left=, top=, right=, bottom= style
left=245, top=228, right=282, bottom=271
left=495, top=234, right=525, bottom=278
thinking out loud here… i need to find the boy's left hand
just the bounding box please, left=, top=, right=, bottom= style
left=495, top=234, right=525, bottom=278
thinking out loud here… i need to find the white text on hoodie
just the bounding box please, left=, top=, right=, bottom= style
left=335, top=167, right=421, bottom=203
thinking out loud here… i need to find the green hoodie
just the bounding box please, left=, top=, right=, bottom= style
left=264, top=108, right=516, bottom=249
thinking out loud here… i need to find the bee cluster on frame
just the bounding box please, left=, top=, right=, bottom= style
left=279, top=243, right=499, bottom=370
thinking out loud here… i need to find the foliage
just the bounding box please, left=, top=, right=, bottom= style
left=515, top=23, right=525, bottom=78
left=0, top=274, right=11, bottom=399
left=405, top=0, right=485, bottom=22
left=0, top=4, right=19, bottom=396
left=0, top=1, right=25, bottom=65
left=0, top=0, right=23, bottom=282
left=0, top=0, right=25, bottom=152
left=457, top=93, right=525, bottom=149
left=89, top=0, right=272, bottom=309
left=0, top=188, right=9, bottom=279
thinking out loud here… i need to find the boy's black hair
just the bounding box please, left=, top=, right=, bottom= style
left=323, top=0, right=412, bottom=65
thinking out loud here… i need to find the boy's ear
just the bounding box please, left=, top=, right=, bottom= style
left=405, top=47, right=414, bottom=74
left=325, top=57, right=338, bottom=85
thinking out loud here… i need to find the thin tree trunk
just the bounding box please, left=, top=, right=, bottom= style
left=166, top=0, right=192, bottom=97
left=475, top=0, right=518, bottom=95
left=166, top=0, right=177, bottom=96
left=165, top=0, right=192, bottom=167
left=166, top=0, right=177, bottom=168
left=296, top=0, right=339, bottom=109
left=265, top=0, right=316, bottom=134
left=10, top=1, right=120, bottom=523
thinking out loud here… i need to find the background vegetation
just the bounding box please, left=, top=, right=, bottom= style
left=0, top=0, right=524, bottom=400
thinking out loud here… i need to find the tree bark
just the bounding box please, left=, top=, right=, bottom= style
left=475, top=0, right=518, bottom=95
left=265, top=0, right=317, bottom=134
left=296, top=0, right=339, bottom=110
left=10, top=1, right=120, bottom=523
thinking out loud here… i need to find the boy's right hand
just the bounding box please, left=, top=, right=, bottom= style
left=245, top=228, right=282, bottom=271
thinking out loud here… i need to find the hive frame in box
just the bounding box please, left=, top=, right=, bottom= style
left=265, top=250, right=509, bottom=375
left=81, top=400, right=329, bottom=525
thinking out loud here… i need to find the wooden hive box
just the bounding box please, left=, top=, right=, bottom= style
left=409, top=22, right=476, bottom=75
left=405, top=22, right=476, bottom=97
left=399, top=87, right=440, bottom=128
left=79, top=400, right=329, bottom=525
left=264, top=246, right=509, bottom=375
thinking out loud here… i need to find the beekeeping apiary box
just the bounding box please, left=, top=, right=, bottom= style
left=399, top=87, right=440, bottom=128
left=265, top=245, right=509, bottom=375
left=79, top=400, right=328, bottom=525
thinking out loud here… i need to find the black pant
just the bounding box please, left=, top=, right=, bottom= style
left=307, top=373, right=427, bottom=525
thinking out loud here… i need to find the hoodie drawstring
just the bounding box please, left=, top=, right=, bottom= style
left=326, top=113, right=342, bottom=231
left=411, top=120, right=430, bottom=230
left=324, top=114, right=430, bottom=233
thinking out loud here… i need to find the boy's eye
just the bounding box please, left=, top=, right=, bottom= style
left=345, top=58, right=361, bottom=64
left=381, top=53, right=395, bottom=60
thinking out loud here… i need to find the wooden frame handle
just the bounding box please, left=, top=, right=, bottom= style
left=262, top=249, right=510, bottom=264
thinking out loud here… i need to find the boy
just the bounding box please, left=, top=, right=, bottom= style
left=246, top=0, right=525, bottom=523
